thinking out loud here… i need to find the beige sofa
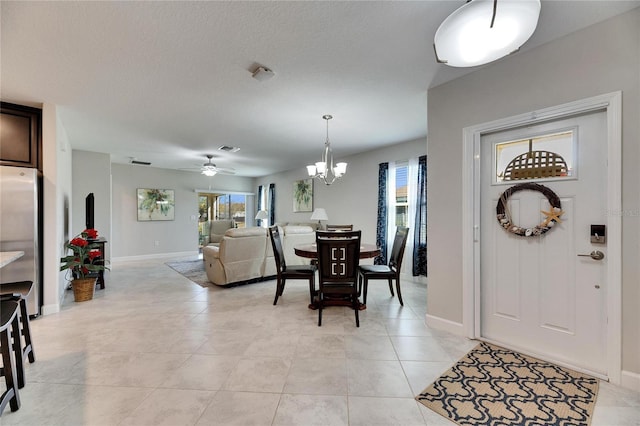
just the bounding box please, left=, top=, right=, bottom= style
left=279, top=225, right=316, bottom=266
left=276, top=222, right=319, bottom=231
left=203, top=225, right=316, bottom=286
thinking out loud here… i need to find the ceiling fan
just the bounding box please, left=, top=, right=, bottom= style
left=182, top=154, right=236, bottom=176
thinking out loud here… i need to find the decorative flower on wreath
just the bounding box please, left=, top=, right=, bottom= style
left=496, top=183, right=563, bottom=237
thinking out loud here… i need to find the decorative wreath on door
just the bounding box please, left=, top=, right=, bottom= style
left=496, top=182, right=564, bottom=237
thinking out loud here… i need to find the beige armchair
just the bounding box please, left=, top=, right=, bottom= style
left=205, top=219, right=235, bottom=246
left=202, top=225, right=314, bottom=287
left=203, top=227, right=275, bottom=286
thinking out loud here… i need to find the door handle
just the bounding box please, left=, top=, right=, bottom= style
left=577, top=250, right=605, bottom=260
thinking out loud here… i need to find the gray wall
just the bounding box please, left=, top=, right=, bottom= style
left=73, top=138, right=425, bottom=261
left=427, top=9, right=639, bottom=375
left=255, top=137, right=426, bottom=254
left=74, top=139, right=425, bottom=261
left=109, top=163, right=254, bottom=258
left=72, top=150, right=112, bottom=258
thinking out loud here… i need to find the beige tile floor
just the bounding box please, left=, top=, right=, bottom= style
left=2, top=256, right=638, bottom=425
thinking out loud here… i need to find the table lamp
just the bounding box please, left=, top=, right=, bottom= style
left=255, top=210, right=268, bottom=226
left=310, top=208, right=328, bottom=230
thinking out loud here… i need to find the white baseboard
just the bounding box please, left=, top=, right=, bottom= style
left=425, top=313, right=465, bottom=336
left=41, top=303, right=60, bottom=316
left=401, top=272, right=427, bottom=284
left=621, top=370, right=640, bottom=392
left=112, top=251, right=199, bottom=264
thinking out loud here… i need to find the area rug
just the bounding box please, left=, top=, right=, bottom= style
left=165, top=259, right=212, bottom=288
left=415, top=342, right=599, bottom=426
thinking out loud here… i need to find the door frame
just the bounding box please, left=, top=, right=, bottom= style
left=461, top=92, right=622, bottom=384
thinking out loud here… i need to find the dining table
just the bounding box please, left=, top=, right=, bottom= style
left=294, top=243, right=380, bottom=260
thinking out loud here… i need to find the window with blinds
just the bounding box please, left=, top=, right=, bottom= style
left=394, top=162, right=408, bottom=228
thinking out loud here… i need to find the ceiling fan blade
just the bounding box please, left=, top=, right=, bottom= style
left=214, top=167, right=236, bottom=175
left=179, top=155, right=237, bottom=175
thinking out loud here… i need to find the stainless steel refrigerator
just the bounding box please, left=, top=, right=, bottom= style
left=0, top=165, right=42, bottom=316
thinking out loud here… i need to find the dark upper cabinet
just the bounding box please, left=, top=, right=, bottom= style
left=1, top=102, right=42, bottom=171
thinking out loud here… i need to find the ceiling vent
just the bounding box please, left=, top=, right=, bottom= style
left=218, top=145, right=240, bottom=153
left=130, top=159, right=151, bottom=166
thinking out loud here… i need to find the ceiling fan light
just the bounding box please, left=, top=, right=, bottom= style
left=202, top=169, right=217, bottom=177
left=434, top=0, right=541, bottom=67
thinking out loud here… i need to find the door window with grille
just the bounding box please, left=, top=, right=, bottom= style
left=494, top=129, right=575, bottom=184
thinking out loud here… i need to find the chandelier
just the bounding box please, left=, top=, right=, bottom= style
left=433, top=0, right=541, bottom=68
left=306, top=115, right=347, bottom=185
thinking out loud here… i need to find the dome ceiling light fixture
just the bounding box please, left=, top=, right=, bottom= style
left=306, top=115, right=347, bottom=186
left=434, top=0, right=541, bottom=68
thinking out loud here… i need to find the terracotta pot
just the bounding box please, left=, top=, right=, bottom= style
left=72, top=277, right=96, bottom=302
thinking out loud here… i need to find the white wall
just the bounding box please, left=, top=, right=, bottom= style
left=110, top=163, right=254, bottom=259
left=427, top=9, right=639, bottom=378
left=72, top=150, right=112, bottom=258
left=255, top=138, right=426, bottom=272
left=41, top=103, right=73, bottom=314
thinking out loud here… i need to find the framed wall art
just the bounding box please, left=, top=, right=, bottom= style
left=137, top=188, right=175, bottom=221
left=293, top=178, right=313, bottom=212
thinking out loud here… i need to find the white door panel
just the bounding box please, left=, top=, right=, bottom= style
left=480, top=111, right=607, bottom=376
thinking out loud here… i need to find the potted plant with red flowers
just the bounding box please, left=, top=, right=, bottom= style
left=60, top=228, right=108, bottom=302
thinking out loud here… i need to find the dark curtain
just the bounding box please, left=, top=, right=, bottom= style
left=257, top=185, right=263, bottom=227
left=413, top=155, right=427, bottom=276
left=268, top=183, right=275, bottom=226
left=375, top=162, right=388, bottom=265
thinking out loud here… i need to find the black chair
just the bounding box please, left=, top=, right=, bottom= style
left=326, top=224, right=353, bottom=231
left=268, top=226, right=317, bottom=306
left=311, top=226, right=354, bottom=267
left=316, top=230, right=361, bottom=327
left=0, top=300, right=21, bottom=415
left=0, top=282, right=36, bottom=373
left=358, top=227, right=409, bottom=307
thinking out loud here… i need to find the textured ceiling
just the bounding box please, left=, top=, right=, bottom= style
left=2, top=1, right=638, bottom=177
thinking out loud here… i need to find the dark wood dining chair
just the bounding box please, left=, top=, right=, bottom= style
left=358, top=226, right=409, bottom=307
left=0, top=300, right=21, bottom=415
left=311, top=225, right=354, bottom=267
left=326, top=224, right=353, bottom=231
left=316, top=230, right=361, bottom=327
left=0, top=282, right=36, bottom=369
left=268, top=226, right=317, bottom=306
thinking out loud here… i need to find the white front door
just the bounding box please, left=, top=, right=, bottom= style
left=479, top=110, right=608, bottom=377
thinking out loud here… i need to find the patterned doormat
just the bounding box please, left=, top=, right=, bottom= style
left=165, top=259, right=212, bottom=288
left=416, top=342, right=599, bottom=426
